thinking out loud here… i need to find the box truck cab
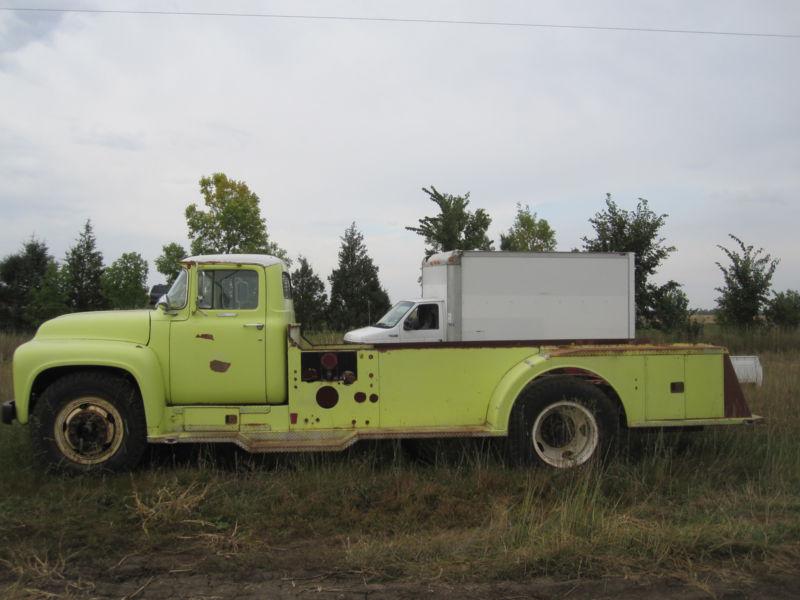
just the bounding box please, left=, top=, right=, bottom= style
left=345, top=250, right=636, bottom=344
left=344, top=299, right=446, bottom=343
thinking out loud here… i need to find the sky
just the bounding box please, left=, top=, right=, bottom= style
left=0, top=0, right=798, bottom=309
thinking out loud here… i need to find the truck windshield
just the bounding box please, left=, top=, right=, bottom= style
left=374, top=301, right=415, bottom=328
left=165, top=269, right=188, bottom=309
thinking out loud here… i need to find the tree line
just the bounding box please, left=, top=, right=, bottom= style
left=403, top=188, right=797, bottom=332
left=1, top=173, right=797, bottom=333
left=0, top=222, right=149, bottom=331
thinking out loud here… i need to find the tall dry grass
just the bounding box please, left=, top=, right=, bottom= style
left=643, top=324, right=800, bottom=354
left=0, top=332, right=29, bottom=364
left=0, top=333, right=29, bottom=401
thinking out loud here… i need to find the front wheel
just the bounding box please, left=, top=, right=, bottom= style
left=30, top=372, right=147, bottom=473
left=508, top=376, right=618, bottom=469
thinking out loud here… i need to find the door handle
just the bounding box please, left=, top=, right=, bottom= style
left=388, top=334, right=398, bottom=338
left=243, top=323, right=264, bottom=330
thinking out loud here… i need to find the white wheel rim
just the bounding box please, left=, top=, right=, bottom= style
left=531, top=400, right=599, bottom=468
left=53, top=396, right=124, bottom=465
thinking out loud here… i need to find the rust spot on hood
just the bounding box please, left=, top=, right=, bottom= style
left=210, top=360, right=231, bottom=373
left=196, top=333, right=214, bottom=341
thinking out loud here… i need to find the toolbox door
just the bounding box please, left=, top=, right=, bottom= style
left=645, top=355, right=686, bottom=420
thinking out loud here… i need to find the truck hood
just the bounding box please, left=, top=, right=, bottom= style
left=343, top=326, right=392, bottom=343
left=36, top=310, right=151, bottom=345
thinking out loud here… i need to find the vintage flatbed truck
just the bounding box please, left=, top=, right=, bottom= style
left=2, top=254, right=759, bottom=472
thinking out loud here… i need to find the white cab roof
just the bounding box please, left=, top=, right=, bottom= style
left=182, top=254, right=285, bottom=268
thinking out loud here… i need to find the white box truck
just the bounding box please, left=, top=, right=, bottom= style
left=344, top=250, right=636, bottom=344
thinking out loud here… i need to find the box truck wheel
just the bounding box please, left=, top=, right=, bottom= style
left=508, top=376, right=618, bottom=469
left=30, top=371, right=147, bottom=473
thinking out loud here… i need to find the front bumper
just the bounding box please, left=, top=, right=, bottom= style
left=1, top=400, right=16, bottom=424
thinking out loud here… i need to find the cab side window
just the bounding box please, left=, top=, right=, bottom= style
left=418, top=304, right=439, bottom=330
left=197, top=269, right=259, bottom=310
left=405, top=304, right=439, bottom=330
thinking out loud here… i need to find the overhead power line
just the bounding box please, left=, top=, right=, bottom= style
left=1, top=6, right=798, bottom=39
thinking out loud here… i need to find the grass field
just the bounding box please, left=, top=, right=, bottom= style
left=1, top=331, right=799, bottom=598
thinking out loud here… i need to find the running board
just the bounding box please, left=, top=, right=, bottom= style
left=148, top=426, right=502, bottom=453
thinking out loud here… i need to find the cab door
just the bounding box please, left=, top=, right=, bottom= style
left=399, top=302, right=445, bottom=343
left=170, top=266, right=267, bottom=404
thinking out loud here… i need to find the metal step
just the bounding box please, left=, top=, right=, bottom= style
left=149, top=425, right=498, bottom=453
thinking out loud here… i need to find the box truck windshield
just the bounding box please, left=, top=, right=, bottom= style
left=375, top=301, right=415, bottom=328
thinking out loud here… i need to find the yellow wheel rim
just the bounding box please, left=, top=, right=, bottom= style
left=53, top=396, right=124, bottom=465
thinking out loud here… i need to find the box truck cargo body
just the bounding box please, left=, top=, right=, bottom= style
left=344, top=250, right=636, bottom=344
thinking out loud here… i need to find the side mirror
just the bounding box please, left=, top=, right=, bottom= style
left=403, top=320, right=412, bottom=331
left=157, top=294, right=171, bottom=311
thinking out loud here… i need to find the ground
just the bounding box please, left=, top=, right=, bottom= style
left=6, top=560, right=800, bottom=599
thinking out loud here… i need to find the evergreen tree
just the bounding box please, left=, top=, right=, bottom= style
left=0, top=237, right=52, bottom=330
left=406, top=186, right=493, bottom=258
left=328, top=223, right=391, bottom=331
left=27, top=262, right=68, bottom=326
left=291, top=256, right=328, bottom=331
left=185, top=173, right=288, bottom=261
left=155, top=242, right=187, bottom=286
left=102, top=252, right=149, bottom=309
left=499, top=203, right=557, bottom=252
left=63, top=220, right=107, bottom=312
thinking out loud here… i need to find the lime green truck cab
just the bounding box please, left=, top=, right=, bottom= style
left=3, top=254, right=758, bottom=472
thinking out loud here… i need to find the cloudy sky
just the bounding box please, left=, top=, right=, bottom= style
left=1, top=0, right=798, bottom=309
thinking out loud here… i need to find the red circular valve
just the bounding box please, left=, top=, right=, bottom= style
left=320, top=352, right=338, bottom=370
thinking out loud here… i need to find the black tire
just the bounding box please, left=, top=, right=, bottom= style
left=30, top=371, right=147, bottom=473
left=507, top=376, right=619, bottom=469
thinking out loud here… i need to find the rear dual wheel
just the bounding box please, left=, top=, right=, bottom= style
left=30, top=372, right=147, bottom=473
left=508, top=376, right=618, bottom=469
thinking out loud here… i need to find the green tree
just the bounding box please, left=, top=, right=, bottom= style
left=582, top=194, right=676, bottom=327
left=291, top=256, right=328, bottom=331
left=0, top=283, right=10, bottom=330
left=499, top=203, right=556, bottom=252
left=715, top=235, right=778, bottom=328
left=649, top=281, right=691, bottom=332
left=155, top=242, right=187, bottom=286
left=0, top=237, right=52, bottom=330
left=328, top=223, right=391, bottom=331
left=63, top=220, right=107, bottom=312
left=406, top=186, right=493, bottom=258
left=765, top=290, right=800, bottom=329
left=102, top=252, right=149, bottom=309
left=185, top=173, right=288, bottom=261
left=26, top=262, right=68, bottom=326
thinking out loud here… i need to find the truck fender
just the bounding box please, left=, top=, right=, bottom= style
left=485, top=354, right=549, bottom=432
left=485, top=354, right=626, bottom=432
left=13, top=339, right=166, bottom=433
